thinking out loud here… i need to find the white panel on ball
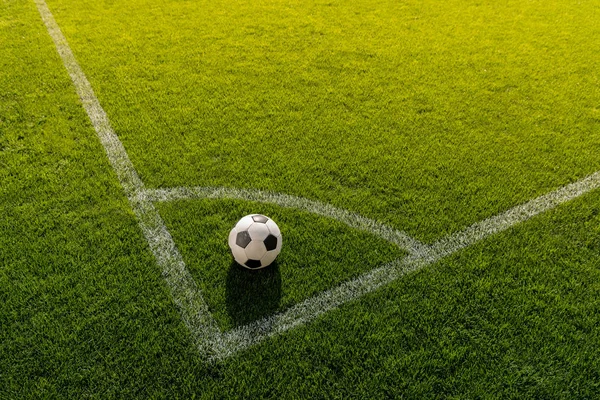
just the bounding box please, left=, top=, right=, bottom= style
left=260, top=250, right=278, bottom=267
left=244, top=240, right=267, bottom=260
left=265, top=219, right=281, bottom=237
left=230, top=243, right=248, bottom=265
left=227, top=228, right=237, bottom=247
left=235, top=215, right=254, bottom=231
left=247, top=223, right=270, bottom=241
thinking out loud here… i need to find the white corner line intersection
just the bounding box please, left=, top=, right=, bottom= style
left=36, top=0, right=600, bottom=362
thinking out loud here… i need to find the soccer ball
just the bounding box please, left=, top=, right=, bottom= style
left=228, top=214, right=282, bottom=269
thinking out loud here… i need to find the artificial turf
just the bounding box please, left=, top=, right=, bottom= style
left=1, top=0, right=600, bottom=397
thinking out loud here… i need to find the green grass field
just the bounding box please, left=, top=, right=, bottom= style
left=2, top=0, right=600, bottom=397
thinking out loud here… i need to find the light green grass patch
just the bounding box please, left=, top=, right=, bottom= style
left=46, top=0, right=600, bottom=241
left=216, top=190, right=600, bottom=399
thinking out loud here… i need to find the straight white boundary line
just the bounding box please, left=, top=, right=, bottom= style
left=35, top=0, right=600, bottom=362
left=213, top=256, right=426, bottom=359
left=145, top=186, right=430, bottom=257
left=34, top=0, right=223, bottom=358
left=430, top=171, right=600, bottom=259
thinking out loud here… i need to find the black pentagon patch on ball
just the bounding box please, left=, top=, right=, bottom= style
left=252, top=214, right=268, bottom=223
left=236, top=231, right=252, bottom=248
left=245, top=259, right=262, bottom=269
left=264, top=234, right=278, bottom=251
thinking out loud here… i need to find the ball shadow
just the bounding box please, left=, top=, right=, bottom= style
left=225, top=260, right=282, bottom=327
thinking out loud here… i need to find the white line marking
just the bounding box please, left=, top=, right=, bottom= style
left=206, top=171, right=600, bottom=360
left=34, top=0, right=223, bottom=358
left=429, top=171, right=600, bottom=259
left=212, top=256, right=426, bottom=359
left=145, top=186, right=430, bottom=257
left=36, top=0, right=600, bottom=362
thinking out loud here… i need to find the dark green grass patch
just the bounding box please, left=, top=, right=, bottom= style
left=156, top=199, right=404, bottom=329
left=210, top=185, right=600, bottom=399
left=46, top=0, right=600, bottom=241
